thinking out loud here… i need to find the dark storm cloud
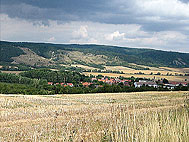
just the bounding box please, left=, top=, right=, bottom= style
left=0, top=0, right=111, bottom=21
left=0, top=0, right=140, bottom=24
left=1, top=0, right=189, bottom=32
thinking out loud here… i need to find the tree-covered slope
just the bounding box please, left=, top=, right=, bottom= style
left=0, top=41, right=189, bottom=67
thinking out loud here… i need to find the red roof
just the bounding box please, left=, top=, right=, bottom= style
left=98, top=79, right=105, bottom=82
left=82, top=82, right=92, bottom=86
left=67, top=83, right=73, bottom=86
left=92, top=78, right=97, bottom=81
left=170, top=82, right=188, bottom=85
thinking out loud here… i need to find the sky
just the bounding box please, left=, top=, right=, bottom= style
left=0, top=0, right=189, bottom=53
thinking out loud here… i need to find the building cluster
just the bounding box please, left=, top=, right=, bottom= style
left=163, top=81, right=188, bottom=89
left=47, top=77, right=132, bottom=88
left=48, top=82, right=74, bottom=87
left=48, top=77, right=188, bottom=89
left=92, top=78, right=131, bottom=86
left=134, top=80, right=188, bottom=89
left=134, top=80, right=158, bottom=88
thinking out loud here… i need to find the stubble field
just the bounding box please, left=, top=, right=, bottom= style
left=0, top=91, right=189, bottom=142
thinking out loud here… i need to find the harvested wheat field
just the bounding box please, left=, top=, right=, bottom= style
left=0, top=91, right=189, bottom=142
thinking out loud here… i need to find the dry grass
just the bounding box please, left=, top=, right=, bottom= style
left=56, top=51, right=109, bottom=65
left=159, top=67, right=189, bottom=73
left=1, top=71, right=24, bottom=75
left=78, top=64, right=189, bottom=82
left=11, top=47, right=54, bottom=66
left=0, top=91, right=189, bottom=142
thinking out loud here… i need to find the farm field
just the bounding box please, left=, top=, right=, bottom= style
left=84, top=72, right=189, bottom=82
left=0, top=91, right=189, bottom=142
left=77, top=64, right=189, bottom=82
left=159, top=67, right=189, bottom=73
left=1, top=71, right=24, bottom=75
left=105, top=66, right=188, bottom=75
left=1, top=64, right=189, bottom=82
left=59, top=64, right=189, bottom=76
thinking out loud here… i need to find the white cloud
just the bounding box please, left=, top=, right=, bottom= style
left=105, top=31, right=125, bottom=41
left=0, top=14, right=189, bottom=52
left=72, top=26, right=88, bottom=39
left=122, top=31, right=188, bottom=50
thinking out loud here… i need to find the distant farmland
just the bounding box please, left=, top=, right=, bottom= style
left=1, top=71, right=24, bottom=75
left=0, top=91, right=189, bottom=141
left=84, top=72, right=189, bottom=82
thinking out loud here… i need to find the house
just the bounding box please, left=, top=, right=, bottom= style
left=106, top=80, right=114, bottom=85
left=91, top=78, right=97, bottom=81
left=82, top=82, right=93, bottom=87
left=98, top=78, right=106, bottom=82
left=67, top=83, right=74, bottom=87
left=163, top=82, right=188, bottom=89
left=95, top=85, right=103, bottom=88
left=134, top=81, right=158, bottom=88
left=114, top=78, right=121, bottom=83
left=169, top=81, right=188, bottom=87
left=125, top=80, right=132, bottom=82
left=163, top=84, right=176, bottom=89
left=48, top=82, right=53, bottom=85
left=123, top=81, right=130, bottom=86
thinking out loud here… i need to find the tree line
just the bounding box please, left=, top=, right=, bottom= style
left=0, top=69, right=188, bottom=95
left=0, top=81, right=188, bottom=95
left=19, top=69, right=91, bottom=84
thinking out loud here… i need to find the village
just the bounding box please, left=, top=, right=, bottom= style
left=47, top=76, right=188, bottom=89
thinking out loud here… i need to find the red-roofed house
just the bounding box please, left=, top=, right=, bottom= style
left=169, top=81, right=188, bottom=86
left=82, top=82, right=93, bottom=87
left=91, top=78, right=97, bottom=81
left=48, top=82, right=53, bottom=85
left=67, top=83, right=74, bottom=87
left=98, top=79, right=106, bottom=82
left=124, top=82, right=130, bottom=86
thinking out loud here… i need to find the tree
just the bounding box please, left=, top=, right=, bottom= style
left=163, top=78, right=169, bottom=84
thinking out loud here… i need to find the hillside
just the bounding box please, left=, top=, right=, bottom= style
left=1, top=41, right=189, bottom=68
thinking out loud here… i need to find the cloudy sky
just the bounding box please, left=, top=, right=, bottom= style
left=1, top=0, right=189, bottom=52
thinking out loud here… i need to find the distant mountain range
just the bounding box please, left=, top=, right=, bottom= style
left=1, top=41, right=189, bottom=68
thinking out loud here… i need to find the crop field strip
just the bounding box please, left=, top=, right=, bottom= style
left=0, top=91, right=189, bottom=141
left=84, top=72, right=189, bottom=82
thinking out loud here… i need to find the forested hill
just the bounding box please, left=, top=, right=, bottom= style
left=1, top=41, right=189, bottom=68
